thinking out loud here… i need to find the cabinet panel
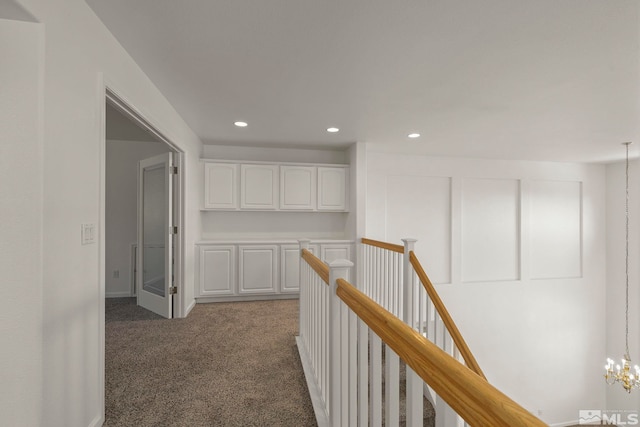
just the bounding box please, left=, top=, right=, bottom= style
left=204, top=163, right=238, bottom=209
left=199, top=245, right=236, bottom=296
left=241, top=164, right=279, bottom=210
left=280, top=166, right=316, bottom=210
left=318, top=167, right=348, bottom=211
left=238, top=245, right=278, bottom=294
left=280, top=245, right=301, bottom=293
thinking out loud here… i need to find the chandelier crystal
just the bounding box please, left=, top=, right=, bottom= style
left=604, top=141, right=640, bottom=393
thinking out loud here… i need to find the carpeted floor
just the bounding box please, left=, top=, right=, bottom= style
left=105, top=298, right=317, bottom=427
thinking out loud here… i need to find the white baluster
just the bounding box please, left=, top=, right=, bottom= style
left=402, top=238, right=422, bottom=426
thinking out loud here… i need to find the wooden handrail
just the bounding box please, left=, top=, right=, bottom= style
left=409, top=251, right=486, bottom=380
left=335, top=278, right=546, bottom=427
left=301, top=248, right=329, bottom=284
left=361, top=237, right=404, bottom=254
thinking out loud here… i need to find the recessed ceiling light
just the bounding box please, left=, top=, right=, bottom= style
left=408, top=133, right=421, bottom=139
left=234, top=121, right=248, bottom=127
left=327, top=127, right=339, bottom=133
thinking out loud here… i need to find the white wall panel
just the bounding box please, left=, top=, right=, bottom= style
left=529, top=180, right=582, bottom=279
left=365, top=150, right=607, bottom=425
left=461, top=178, right=520, bottom=282
left=386, top=175, right=452, bottom=284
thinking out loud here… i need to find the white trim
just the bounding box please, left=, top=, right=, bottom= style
left=88, top=413, right=103, bottom=427
left=295, top=336, right=330, bottom=427
left=129, top=242, right=137, bottom=296
left=196, top=294, right=298, bottom=304
left=200, top=158, right=349, bottom=168
left=96, top=72, right=107, bottom=427
left=184, top=299, right=197, bottom=316
left=104, top=85, right=186, bottom=317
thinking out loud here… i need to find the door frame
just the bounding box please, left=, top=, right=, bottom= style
left=100, top=85, right=186, bottom=316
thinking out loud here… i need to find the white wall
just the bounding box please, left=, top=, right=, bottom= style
left=0, top=18, right=43, bottom=427
left=105, top=139, right=170, bottom=297
left=201, top=144, right=351, bottom=240
left=366, top=147, right=607, bottom=425
left=605, top=160, right=640, bottom=412
left=8, top=0, right=203, bottom=425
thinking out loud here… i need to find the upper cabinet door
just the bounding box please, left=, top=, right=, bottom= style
left=317, top=167, right=349, bottom=211
left=280, top=166, right=316, bottom=210
left=204, top=163, right=238, bottom=210
left=241, top=164, right=279, bottom=210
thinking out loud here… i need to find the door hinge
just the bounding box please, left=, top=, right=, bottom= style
left=169, top=286, right=177, bottom=295
left=170, top=166, right=178, bottom=174
left=170, top=226, right=178, bottom=234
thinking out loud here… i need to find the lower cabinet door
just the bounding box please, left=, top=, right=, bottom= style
left=238, top=245, right=278, bottom=294
left=199, top=245, right=236, bottom=296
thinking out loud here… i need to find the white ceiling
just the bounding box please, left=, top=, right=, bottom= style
left=86, top=0, right=640, bottom=163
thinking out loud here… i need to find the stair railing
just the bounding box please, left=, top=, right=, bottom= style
left=361, top=238, right=484, bottom=378
left=297, top=240, right=546, bottom=427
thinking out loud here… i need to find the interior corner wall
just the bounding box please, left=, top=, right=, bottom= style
left=605, top=160, right=640, bottom=412
left=365, top=149, right=607, bottom=426
left=11, top=0, right=204, bottom=425
left=0, top=17, right=43, bottom=427
left=105, top=140, right=171, bottom=298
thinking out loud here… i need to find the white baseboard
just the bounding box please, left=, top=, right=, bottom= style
left=184, top=299, right=196, bottom=317
left=87, top=412, right=103, bottom=427
left=295, top=336, right=330, bottom=427
left=196, top=294, right=299, bottom=303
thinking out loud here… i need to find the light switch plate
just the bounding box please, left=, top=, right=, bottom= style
left=81, top=223, right=96, bottom=245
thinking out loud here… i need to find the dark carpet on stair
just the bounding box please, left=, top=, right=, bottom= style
left=105, top=298, right=317, bottom=427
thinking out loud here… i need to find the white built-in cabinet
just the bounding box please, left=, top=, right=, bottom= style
left=317, top=167, right=348, bottom=211
left=196, top=240, right=352, bottom=301
left=280, top=166, right=316, bottom=210
left=203, top=163, right=238, bottom=209
left=238, top=245, right=278, bottom=294
left=198, top=245, right=236, bottom=296
left=202, top=160, right=348, bottom=212
left=240, top=164, right=279, bottom=210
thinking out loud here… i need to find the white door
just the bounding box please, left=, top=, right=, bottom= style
left=137, top=152, right=174, bottom=318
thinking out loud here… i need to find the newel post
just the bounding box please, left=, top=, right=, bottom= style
left=298, top=239, right=311, bottom=340
left=328, top=259, right=353, bottom=427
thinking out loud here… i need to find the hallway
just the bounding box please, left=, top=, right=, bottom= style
left=105, top=299, right=316, bottom=426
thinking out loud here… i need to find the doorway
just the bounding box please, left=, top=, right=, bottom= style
left=103, top=90, right=184, bottom=318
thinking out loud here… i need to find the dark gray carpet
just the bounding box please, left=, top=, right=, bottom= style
left=105, top=298, right=317, bottom=427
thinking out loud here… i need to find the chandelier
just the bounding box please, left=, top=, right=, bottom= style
left=604, top=142, right=640, bottom=393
